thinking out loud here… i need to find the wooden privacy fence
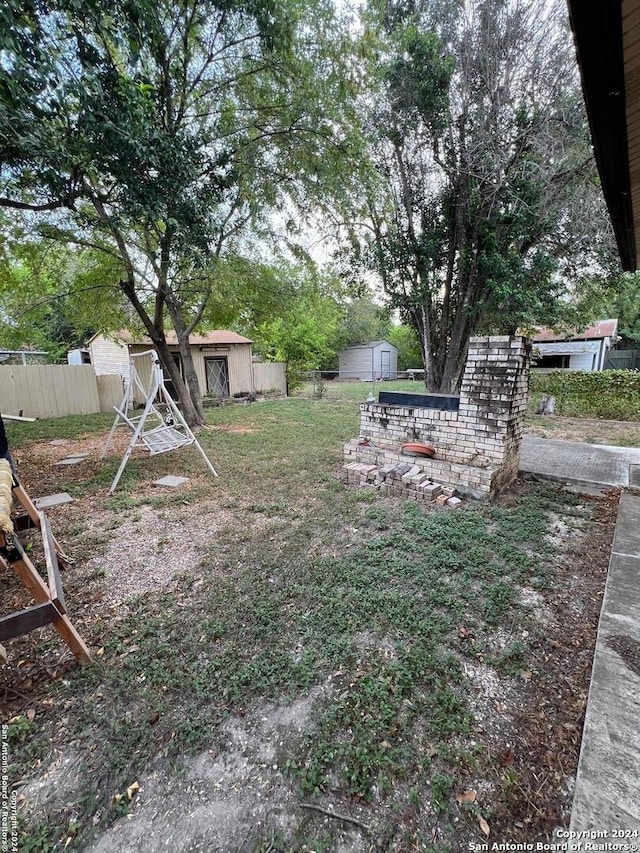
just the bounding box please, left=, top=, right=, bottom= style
left=0, top=365, right=122, bottom=419
left=603, top=350, right=640, bottom=370
left=0, top=362, right=284, bottom=419
left=252, top=362, right=287, bottom=395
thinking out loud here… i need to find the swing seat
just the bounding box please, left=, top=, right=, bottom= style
left=114, top=406, right=193, bottom=454
left=103, top=350, right=218, bottom=493
left=139, top=425, right=194, bottom=455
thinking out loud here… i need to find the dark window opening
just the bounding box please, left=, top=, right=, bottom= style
left=536, top=354, right=570, bottom=369
left=162, top=352, right=183, bottom=400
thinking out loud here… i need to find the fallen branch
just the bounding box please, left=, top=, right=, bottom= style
left=299, top=802, right=371, bottom=834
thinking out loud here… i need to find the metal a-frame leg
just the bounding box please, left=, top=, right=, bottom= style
left=162, top=384, right=218, bottom=478
left=102, top=373, right=135, bottom=459
left=108, top=375, right=163, bottom=494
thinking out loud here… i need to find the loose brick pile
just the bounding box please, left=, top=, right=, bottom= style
left=341, top=335, right=531, bottom=500
left=341, top=460, right=461, bottom=506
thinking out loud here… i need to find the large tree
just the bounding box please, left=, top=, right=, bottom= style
left=0, top=0, right=360, bottom=423
left=353, top=0, right=607, bottom=392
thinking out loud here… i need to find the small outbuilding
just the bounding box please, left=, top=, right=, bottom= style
left=87, top=330, right=255, bottom=399
left=531, top=320, right=618, bottom=372
left=338, top=341, right=398, bottom=381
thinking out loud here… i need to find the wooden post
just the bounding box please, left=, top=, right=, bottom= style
left=1, top=542, right=91, bottom=665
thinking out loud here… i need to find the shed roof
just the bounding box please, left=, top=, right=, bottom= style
left=341, top=340, right=394, bottom=350
left=90, top=329, right=252, bottom=346
left=531, top=319, right=618, bottom=343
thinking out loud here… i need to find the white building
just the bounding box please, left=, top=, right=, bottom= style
left=338, top=341, right=398, bottom=381
left=531, top=320, right=619, bottom=371
left=85, top=330, right=255, bottom=398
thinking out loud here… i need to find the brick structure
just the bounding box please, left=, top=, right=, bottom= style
left=342, top=335, right=530, bottom=500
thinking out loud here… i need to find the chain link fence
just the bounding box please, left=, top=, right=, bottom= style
left=288, top=370, right=424, bottom=401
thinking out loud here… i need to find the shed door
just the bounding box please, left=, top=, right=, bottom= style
left=380, top=349, right=391, bottom=379
left=162, top=353, right=182, bottom=400
left=205, top=357, right=230, bottom=398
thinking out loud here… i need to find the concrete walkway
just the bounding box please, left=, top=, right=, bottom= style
left=520, top=435, right=640, bottom=489
left=569, top=491, right=640, bottom=835
left=520, top=438, right=640, bottom=836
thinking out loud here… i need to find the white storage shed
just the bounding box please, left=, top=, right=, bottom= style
left=338, top=341, right=398, bottom=381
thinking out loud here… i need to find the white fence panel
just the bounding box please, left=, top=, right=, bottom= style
left=0, top=365, right=101, bottom=418
left=97, top=374, right=124, bottom=413
left=252, top=362, right=287, bottom=395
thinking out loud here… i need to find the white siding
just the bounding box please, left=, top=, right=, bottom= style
left=339, top=347, right=375, bottom=380
left=89, top=335, right=131, bottom=379
left=339, top=342, right=398, bottom=380
left=198, top=343, right=254, bottom=396
left=90, top=335, right=255, bottom=399
left=569, top=352, right=598, bottom=371
left=373, top=343, right=398, bottom=379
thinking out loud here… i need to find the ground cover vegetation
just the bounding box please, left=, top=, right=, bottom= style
left=2, top=399, right=617, bottom=851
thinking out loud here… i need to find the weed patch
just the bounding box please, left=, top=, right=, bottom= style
left=2, top=399, right=612, bottom=852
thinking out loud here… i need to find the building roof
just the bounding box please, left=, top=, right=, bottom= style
left=533, top=340, right=601, bottom=356
left=342, top=340, right=394, bottom=350
left=531, top=319, right=618, bottom=343
left=90, top=329, right=252, bottom=346
left=566, top=1, right=638, bottom=270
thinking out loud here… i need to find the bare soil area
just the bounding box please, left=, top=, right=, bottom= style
left=1, top=416, right=619, bottom=852
left=525, top=414, right=640, bottom=447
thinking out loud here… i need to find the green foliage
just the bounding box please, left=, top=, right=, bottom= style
left=251, top=267, right=344, bottom=372
left=335, top=292, right=390, bottom=349
left=530, top=370, right=640, bottom=420
left=387, top=323, right=422, bottom=370
left=569, top=271, right=640, bottom=347
left=0, top=232, right=127, bottom=358
left=352, top=1, right=603, bottom=393
left=0, top=0, right=363, bottom=421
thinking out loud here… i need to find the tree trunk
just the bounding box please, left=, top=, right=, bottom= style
left=167, top=311, right=205, bottom=425
left=152, top=337, right=203, bottom=428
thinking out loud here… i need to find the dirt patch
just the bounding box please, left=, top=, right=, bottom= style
left=80, top=689, right=370, bottom=853
left=84, top=501, right=238, bottom=604
left=525, top=415, right=640, bottom=446
left=207, top=424, right=257, bottom=435
left=484, top=488, right=619, bottom=840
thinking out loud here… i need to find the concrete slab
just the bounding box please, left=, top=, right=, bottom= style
left=570, top=492, right=640, bottom=835
left=629, top=464, right=640, bottom=488
left=48, top=439, right=69, bottom=446
left=520, top=435, right=640, bottom=488
left=54, top=455, right=88, bottom=466
left=34, top=493, right=74, bottom=509
left=152, top=475, right=189, bottom=488
left=611, top=494, right=640, bottom=557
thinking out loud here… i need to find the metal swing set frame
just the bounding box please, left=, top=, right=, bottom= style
left=102, top=349, right=218, bottom=494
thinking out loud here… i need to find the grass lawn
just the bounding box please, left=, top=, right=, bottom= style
left=2, top=399, right=616, bottom=851
left=294, top=379, right=640, bottom=446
